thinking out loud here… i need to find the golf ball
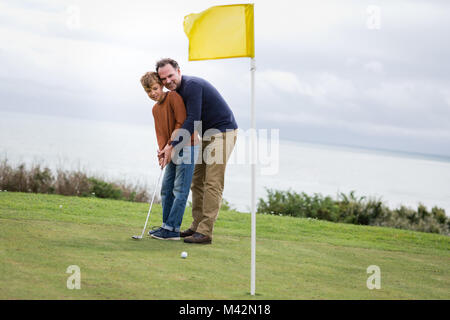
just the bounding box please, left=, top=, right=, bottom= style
left=181, top=251, right=188, bottom=259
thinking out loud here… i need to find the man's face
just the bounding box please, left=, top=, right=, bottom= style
left=158, top=64, right=181, bottom=91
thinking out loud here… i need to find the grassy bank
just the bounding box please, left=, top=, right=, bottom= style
left=0, top=192, right=449, bottom=299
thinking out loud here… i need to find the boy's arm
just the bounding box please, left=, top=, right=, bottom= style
left=153, top=108, right=165, bottom=167
left=160, top=81, right=202, bottom=167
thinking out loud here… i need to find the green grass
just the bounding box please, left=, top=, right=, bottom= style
left=0, top=192, right=449, bottom=299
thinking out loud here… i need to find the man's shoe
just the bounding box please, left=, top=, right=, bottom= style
left=151, top=228, right=180, bottom=240
left=184, top=232, right=212, bottom=244
left=180, top=228, right=196, bottom=238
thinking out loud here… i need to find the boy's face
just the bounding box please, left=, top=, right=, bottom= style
left=145, top=82, right=164, bottom=102
left=158, top=64, right=181, bottom=91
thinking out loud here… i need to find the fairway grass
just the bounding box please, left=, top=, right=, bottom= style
left=0, top=192, right=449, bottom=299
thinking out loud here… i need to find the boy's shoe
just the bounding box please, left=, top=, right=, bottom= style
left=148, top=226, right=163, bottom=236
left=180, top=228, right=196, bottom=238
left=151, top=228, right=180, bottom=240
left=183, top=232, right=212, bottom=244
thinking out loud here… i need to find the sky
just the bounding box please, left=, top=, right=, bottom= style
left=1, top=0, right=450, bottom=157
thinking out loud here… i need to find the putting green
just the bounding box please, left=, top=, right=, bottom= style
left=1, top=192, right=449, bottom=299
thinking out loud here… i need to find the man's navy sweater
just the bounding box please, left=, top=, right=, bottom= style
left=171, top=75, right=238, bottom=146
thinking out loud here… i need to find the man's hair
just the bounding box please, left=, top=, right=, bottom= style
left=155, top=58, right=179, bottom=72
left=140, top=71, right=161, bottom=90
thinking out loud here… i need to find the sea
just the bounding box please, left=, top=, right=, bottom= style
left=1, top=110, right=449, bottom=215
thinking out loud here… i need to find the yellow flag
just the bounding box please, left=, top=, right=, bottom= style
left=183, top=4, right=254, bottom=61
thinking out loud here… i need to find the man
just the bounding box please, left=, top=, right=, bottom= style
left=157, top=58, right=238, bottom=244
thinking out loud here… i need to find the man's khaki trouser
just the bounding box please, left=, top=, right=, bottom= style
left=190, top=129, right=238, bottom=238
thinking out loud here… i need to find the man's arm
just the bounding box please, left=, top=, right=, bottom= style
left=171, top=81, right=202, bottom=147
left=168, top=92, right=187, bottom=146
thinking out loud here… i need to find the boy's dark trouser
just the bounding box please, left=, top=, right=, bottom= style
left=189, top=129, right=237, bottom=239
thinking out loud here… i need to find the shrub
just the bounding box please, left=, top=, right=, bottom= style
left=88, top=178, right=123, bottom=200
left=55, top=169, right=91, bottom=196
left=257, top=188, right=449, bottom=235
left=220, top=198, right=234, bottom=211
left=0, top=158, right=154, bottom=203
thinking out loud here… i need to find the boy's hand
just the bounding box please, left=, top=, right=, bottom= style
left=156, top=149, right=164, bottom=169
left=159, top=144, right=173, bottom=168
left=157, top=149, right=163, bottom=168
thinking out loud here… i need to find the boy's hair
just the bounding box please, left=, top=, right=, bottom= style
left=155, top=58, right=179, bottom=72
left=140, top=71, right=162, bottom=90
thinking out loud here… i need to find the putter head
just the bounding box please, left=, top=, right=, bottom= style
left=131, top=235, right=142, bottom=240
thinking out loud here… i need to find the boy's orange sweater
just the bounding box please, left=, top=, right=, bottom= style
left=152, top=91, right=198, bottom=151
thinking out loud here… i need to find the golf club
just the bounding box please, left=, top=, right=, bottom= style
left=132, top=167, right=164, bottom=240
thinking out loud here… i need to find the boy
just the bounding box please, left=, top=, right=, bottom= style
left=140, top=71, right=199, bottom=240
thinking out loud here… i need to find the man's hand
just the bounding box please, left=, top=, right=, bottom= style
left=158, top=143, right=173, bottom=168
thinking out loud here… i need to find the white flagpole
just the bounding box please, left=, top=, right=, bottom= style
left=250, top=57, right=256, bottom=296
